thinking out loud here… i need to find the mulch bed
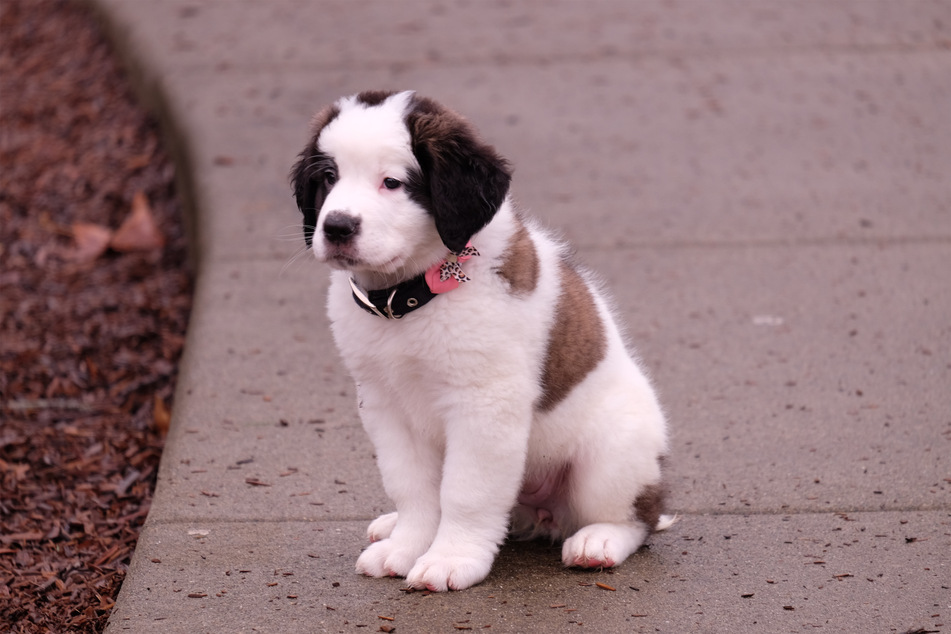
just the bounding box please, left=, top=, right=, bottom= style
left=1, top=1, right=192, bottom=631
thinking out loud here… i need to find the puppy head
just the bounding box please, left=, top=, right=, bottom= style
left=290, top=91, right=511, bottom=278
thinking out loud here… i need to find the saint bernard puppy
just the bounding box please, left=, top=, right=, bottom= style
left=290, top=90, right=672, bottom=591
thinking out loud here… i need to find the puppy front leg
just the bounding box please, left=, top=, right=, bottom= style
left=355, top=390, right=442, bottom=579
left=405, top=403, right=531, bottom=591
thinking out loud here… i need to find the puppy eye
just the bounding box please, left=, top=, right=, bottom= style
left=382, top=177, right=402, bottom=190
left=324, top=170, right=337, bottom=185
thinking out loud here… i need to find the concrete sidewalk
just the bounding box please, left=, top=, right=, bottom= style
left=88, top=1, right=950, bottom=632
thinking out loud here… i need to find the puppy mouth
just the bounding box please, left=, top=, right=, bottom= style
left=326, top=253, right=361, bottom=269
left=322, top=248, right=402, bottom=274
left=317, top=241, right=362, bottom=268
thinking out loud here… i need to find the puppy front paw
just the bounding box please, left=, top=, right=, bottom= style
left=562, top=522, right=648, bottom=569
left=404, top=547, right=495, bottom=591
left=355, top=538, right=422, bottom=578
left=366, top=512, right=399, bottom=542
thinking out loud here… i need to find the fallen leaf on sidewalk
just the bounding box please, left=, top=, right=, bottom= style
left=110, top=191, right=165, bottom=252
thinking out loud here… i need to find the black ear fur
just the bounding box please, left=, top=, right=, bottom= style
left=289, top=105, right=340, bottom=246
left=406, top=97, right=512, bottom=253
left=289, top=147, right=319, bottom=247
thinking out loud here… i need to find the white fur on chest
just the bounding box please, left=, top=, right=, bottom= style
left=327, top=203, right=560, bottom=431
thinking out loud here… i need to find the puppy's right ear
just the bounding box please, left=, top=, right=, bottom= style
left=289, top=105, right=340, bottom=247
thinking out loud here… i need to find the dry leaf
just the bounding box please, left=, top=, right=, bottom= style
left=110, top=191, right=164, bottom=252
left=153, top=394, right=171, bottom=436
left=126, top=153, right=152, bottom=170
left=67, top=222, right=112, bottom=262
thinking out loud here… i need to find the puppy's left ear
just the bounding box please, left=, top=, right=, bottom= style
left=407, top=97, right=512, bottom=253
left=289, top=104, right=340, bottom=246
left=290, top=143, right=320, bottom=247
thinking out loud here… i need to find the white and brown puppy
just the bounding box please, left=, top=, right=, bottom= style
left=290, top=90, right=671, bottom=591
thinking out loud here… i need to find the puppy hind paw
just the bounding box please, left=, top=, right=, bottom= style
left=366, top=512, right=399, bottom=542
left=561, top=522, right=648, bottom=569
left=563, top=542, right=616, bottom=569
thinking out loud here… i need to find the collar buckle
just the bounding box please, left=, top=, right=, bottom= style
left=383, top=288, right=402, bottom=320
left=348, top=276, right=389, bottom=319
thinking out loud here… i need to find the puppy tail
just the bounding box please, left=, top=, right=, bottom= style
left=655, top=514, right=680, bottom=532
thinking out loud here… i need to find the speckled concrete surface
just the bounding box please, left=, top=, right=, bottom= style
left=88, top=2, right=951, bottom=632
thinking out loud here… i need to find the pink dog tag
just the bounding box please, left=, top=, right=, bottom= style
left=424, top=244, right=479, bottom=294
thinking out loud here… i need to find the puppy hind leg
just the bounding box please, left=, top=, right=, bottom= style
left=560, top=444, right=666, bottom=569
left=562, top=521, right=649, bottom=568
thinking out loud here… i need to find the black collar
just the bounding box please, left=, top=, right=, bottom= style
left=349, top=274, right=437, bottom=320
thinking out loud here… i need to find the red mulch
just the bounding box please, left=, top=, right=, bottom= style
left=0, top=1, right=192, bottom=631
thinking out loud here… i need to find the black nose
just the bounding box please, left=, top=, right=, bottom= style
left=322, top=211, right=361, bottom=245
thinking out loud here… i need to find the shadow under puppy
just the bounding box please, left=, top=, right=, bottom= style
left=290, top=90, right=672, bottom=591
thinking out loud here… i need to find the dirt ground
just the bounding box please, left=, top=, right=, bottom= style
left=1, top=1, right=192, bottom=631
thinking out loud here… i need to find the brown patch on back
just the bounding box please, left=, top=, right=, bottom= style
left=496, top=220, right=539, bottom=295
left=633, top=483, right=666, bottom=531
left=536, top=262, right=606, bottom=411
